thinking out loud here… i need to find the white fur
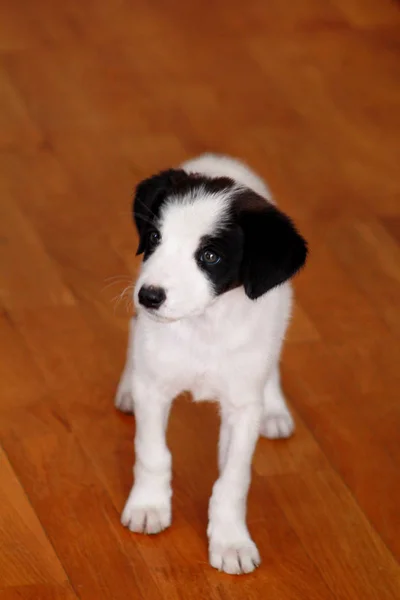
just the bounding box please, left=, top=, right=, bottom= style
left=116, top=154, right=295, bottom=575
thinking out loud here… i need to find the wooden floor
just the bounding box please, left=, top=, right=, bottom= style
left=1, top=0, right=400, bottom=598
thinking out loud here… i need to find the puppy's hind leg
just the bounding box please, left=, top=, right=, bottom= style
left=115, top=317, right=135, bottom=414
left=260, top=365, right=294, bottom=440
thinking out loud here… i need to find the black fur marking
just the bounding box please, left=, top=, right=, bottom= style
left=195, top=227, right=244, bottom=295
left=232, top=189, right=308, bottom=299
left=133, top=169, right=187, bottom=257
left=133, top=169, right=235, bottom=259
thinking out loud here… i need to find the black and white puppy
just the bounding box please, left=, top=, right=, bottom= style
left=115, top=154, right=307, bottom=575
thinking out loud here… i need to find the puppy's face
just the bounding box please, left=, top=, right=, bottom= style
left=133, top=169, right=307, bottom=322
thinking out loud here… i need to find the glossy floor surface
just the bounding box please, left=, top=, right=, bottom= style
left=1, top=0, right=400, bottom=598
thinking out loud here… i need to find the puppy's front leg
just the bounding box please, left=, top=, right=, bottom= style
left=209, top=401, right=262, bottom=575
left=121, top=377, right=173, bottom=535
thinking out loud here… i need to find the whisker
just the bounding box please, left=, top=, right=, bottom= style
left=137, top=197, right=158, bottom=219
left=104, top=275, right=132, bottom=283
left=125, top=298, right=134, bottom=315
left=134, top=212, right=156, bottom=226
left=102, top=280, right=130, bottom=292
left=102, top=276, right=133, bottom=293
left=111, top=284, right=135, bottom=314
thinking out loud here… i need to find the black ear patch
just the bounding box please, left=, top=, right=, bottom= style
left=133, top=169, right=188, bottom=255
left=234, top=190, right=308, bottom=299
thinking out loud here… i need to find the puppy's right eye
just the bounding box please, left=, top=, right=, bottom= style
left=200, top=249, right=221, bottom=265
left=148, top=230, right=161, bottom=248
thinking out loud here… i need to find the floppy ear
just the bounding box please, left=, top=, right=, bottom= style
left=238, top=199, right=308, bottom=300
left=133, top=169, right=187, bottom=255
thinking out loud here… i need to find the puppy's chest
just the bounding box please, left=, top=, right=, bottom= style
left=150, top=321, right=234, bottom=398
left=178, top=346, right=225, bottom=403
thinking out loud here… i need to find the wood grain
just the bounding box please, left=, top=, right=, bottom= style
left=1, top=0, right=400, bottom=598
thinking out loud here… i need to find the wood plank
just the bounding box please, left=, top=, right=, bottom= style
left=253, top=400, right=400, bottom=597
left=267, top=469, right=400, bottom=599
left=328, top=218, right=400, bottom=335
left=335, top=0, right=400, bottom=28
left=0, top=447, right=68, bottom=589
left=290, top=386, right=400, bottom=560
left=0, top=67, right=41, bottom=149
left=0, top=402, right=163, bottom=600
left=0, top=584, right=78, bottom=600
left=0, top=311, right=44, bottom=408
left=0, top=190, right=75, bottom=312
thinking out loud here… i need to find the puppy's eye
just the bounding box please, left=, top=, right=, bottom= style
left=200, top=249, right=221, bottom=265
left=148, top=230, right=161, bottom=248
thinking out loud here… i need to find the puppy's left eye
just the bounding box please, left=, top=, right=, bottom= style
left=200, top=249, right=221, bottom=265
left=148, top=230, right=161, bottom=248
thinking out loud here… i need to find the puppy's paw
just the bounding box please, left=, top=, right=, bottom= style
left=121, top=491, right=171, bottom=534
left=208, top=521, right=260, bottom=575
left=260, top=411, right=294, bottom=439
left=114, top=378, right=134, bottom=414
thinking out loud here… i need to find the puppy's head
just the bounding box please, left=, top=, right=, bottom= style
left=133, top=169, right=307, bottom=321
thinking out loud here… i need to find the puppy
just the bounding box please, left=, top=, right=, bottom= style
left=115, top=154, right=307, bottom=575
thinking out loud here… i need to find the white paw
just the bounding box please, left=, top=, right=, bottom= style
left=209, top=536, right=260, bottom=575
left=121, top=493, right=171, bottom=534
left=260, top=411, right=294, bottom=439
left=208, top=520, right=260, bottom=575
left=114, top=378, right=134, bottom=414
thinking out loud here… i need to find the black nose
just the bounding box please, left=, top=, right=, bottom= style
left=138, top=285, right=166, bottom=309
